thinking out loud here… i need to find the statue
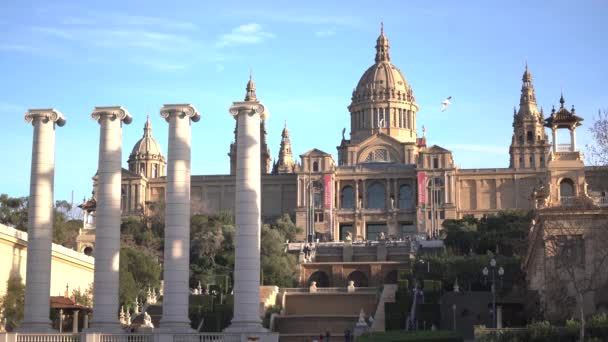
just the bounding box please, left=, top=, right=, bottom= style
left=309, top=281, right=318, bottom=293
left=142, top=312, right=154, bottom=328
left=125, top=311, right=132, bottom=325
left=347, top=280, right=355, bottom=293
left=197, top=281, right=203, bottom=295
left=357, top=309, right=367, bottom=326
left=453, top=278, right=460, bottom=293
left=345, top=231, right=353, bottom=242
left=342, top=127, right=346, bottom=141
left=119, top=306, right=126, bottom=324
left=134, top=298, right=140, bottom=314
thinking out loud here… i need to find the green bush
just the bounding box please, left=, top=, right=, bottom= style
left=357, top=330, right=463, bottom=342
left=398, top=269, right=412, bottom=280
left=398, top=279, right=409, bottom=291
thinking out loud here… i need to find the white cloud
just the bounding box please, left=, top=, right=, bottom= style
left=216, top=23, right=274, bottom=47
left=315, top=29, right=336, bottom=37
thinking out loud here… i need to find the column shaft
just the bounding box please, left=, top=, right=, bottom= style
left=90, top=109, right=130, bottom=333
left=21, top=114, right=58, bottom=332
left=160, top=112, right=194, bottom=331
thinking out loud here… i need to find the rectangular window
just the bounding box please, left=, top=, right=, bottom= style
left=433, top=157, right=439, bottom=169
left=366, top=223, right=388, bottom=240
left=440, top=210, right=445, bottom=219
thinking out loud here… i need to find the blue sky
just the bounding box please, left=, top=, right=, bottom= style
left=1, top=0, right=607, bottom=202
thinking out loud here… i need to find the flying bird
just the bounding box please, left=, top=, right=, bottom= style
left=441, top=96, right=452, bottom=112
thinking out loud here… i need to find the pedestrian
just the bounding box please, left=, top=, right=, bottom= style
left=325, top=330, right=331, bottom=341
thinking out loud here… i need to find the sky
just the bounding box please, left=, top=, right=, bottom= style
left=0, top=0, right=607, bottom=203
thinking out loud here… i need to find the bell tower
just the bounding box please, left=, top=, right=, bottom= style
left=509, top=64, right=550, bottom=169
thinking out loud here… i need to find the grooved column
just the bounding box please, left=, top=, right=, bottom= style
left=20, top=109, right=66, bottom=332
left=224, top=78, right=269, bottom=333
left=90, top=107, right=132, bottom=332
left=160, top=104, right=200, bottom=332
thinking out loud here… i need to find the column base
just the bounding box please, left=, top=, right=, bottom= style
left=157, top=321, right=194, bottom=333
left=223, top=321, right=268, bottom=334
left=17, top=321, right=54, bottom=333
left=85, top=321, right=124, bottom=334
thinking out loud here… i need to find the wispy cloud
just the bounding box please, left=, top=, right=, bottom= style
left=216, top=23, right=274, bottom=47
left=231, top=10, right=359, bottom=28
left=315, top=29, right=336, bottom=37
left=0, top=43, right=41, bottom=53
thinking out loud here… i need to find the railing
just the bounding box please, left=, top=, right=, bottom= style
left=173, top=334, right=224, bottom=342
left=556, top=144, right=573, bottom=152
left=560, top=196, right=578, bottom=206
left=15, top=334, right=81, bottom=342
left=99, top=334, right=153, bottom=342
left=593, top=196, right=608, bottom=207
left=283, top=287, right=377, bottom=294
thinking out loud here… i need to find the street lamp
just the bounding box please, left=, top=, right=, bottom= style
left=482, top=258, right=504, bottom=329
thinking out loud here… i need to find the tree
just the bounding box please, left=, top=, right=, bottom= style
left=544, top=218, right=608, bottom=341
left=0, top=274, right=25, bottom=331
left=586, top=109, right=608, bottom=166
left=260, top=216, right=300, bottom=288
left=72, top=283, right=93, bottom=307
left=0, top=195, right=28, bottom=231
left=119, top=247, right=161, bottom=308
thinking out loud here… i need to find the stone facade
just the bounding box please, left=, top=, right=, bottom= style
left=81, top=25, right=608, bottom=249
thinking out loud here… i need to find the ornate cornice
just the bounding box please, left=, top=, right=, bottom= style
left=160, top=104, right=200, bottom=123
left=24, top=108, right=66, bottom=127
left=91, top=106, right=133, bottom=124
left=229, top=101, right=268, bottom=120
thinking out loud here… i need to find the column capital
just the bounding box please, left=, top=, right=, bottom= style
left=160, top=104, right=200, bottom=123
left=24, top=108, right=66, bottom=127
left=229, top=101, right=268, bottom=120
left=91, top=106, right=132, bottom=124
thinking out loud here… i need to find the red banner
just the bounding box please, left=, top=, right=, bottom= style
left=324, top=174, right=332, bottom=209
left=417, top=171, right=426, bottom=206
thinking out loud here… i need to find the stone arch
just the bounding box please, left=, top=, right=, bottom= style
left=308, top=271, right=330, bottom=287
left=559, top=178, right=575, bottom=198
left=357, top=144, right=402, bottom=164
left=82, top=245, right=94, bottom=256
left=347, top=270, right=369, bottom=287
left=384, top=270, right=398, bottom=284
left=398, top=184, right=413, bottom=209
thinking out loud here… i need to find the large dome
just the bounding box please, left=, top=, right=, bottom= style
left=350, top=26, right=415, bottom=106
left=129, top=116, right=165, bottom=162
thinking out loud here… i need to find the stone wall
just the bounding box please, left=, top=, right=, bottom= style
left=0, top=223, right=94, bottom=297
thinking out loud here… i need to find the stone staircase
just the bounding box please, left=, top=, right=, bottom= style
left=273, top=289, right=379, bottom=342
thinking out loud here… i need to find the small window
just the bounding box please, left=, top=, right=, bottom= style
left=527, top=131, right=534, bottom=143
left=313, top=161, right=319, bottom=172
left=433, top=157, right=439, bottom=169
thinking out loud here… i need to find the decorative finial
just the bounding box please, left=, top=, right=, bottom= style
left=245, top=70, right=257, bottom=101
left=560, top=92, right=565, bottom=108
left=143, top=114, right=153, bottom=137
left=381, top=21, right=384, bottom=35
left=422, top=125, right=426, bottom=137
left=284, top=120, right=287, bottom=129
left=525, top=59, right=528, bottom=71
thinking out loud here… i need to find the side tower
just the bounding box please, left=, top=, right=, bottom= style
left=272, top=121, right=296, bottom=174
left=229, top=75, right=272, bottom=174
left=127, top=115, right=166, bottom=178
left=509, top=65, right=550, bottom=169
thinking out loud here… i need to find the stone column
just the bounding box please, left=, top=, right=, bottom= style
left=570, top=125, right=577, bottom=151
left=72, top=310, right=79, bottom=333
left=20, top=109, right=66, bottom=332
left=89, top=106, right=132, bottom=332
left=224, top=80, right=269, bottom=334
left=552, top=127, right=558, bottom=152
left=159, top=104, right=200, bottom=332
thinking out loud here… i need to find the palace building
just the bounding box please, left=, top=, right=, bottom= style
left=77, top=26, right=608, bottom=254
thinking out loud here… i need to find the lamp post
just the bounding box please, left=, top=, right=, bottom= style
left=482, top=258, right=504, bottom=329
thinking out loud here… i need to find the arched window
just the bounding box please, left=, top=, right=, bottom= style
left=314, top=193, right=322, bottom=208
left=312, top=161, right=319, bottom=172
left=398, top=184, right=413, bottom=209
left=560, top=178, right=575, bottom=199
left=527, top=131, right=534, bottom=143
left=152, top=164, right=158, bottom=178
left=347, top=271, right=369, bottom=287
left=341, top=186, right=355, bottom=209
left=367, top=182, right=386, bottom=209
left=518, top=135, right=524, bottom=144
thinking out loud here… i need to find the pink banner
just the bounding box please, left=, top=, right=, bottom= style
left=324, top=174, right=332, bottom=209
left=417, top=171, right=426, bottom=206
